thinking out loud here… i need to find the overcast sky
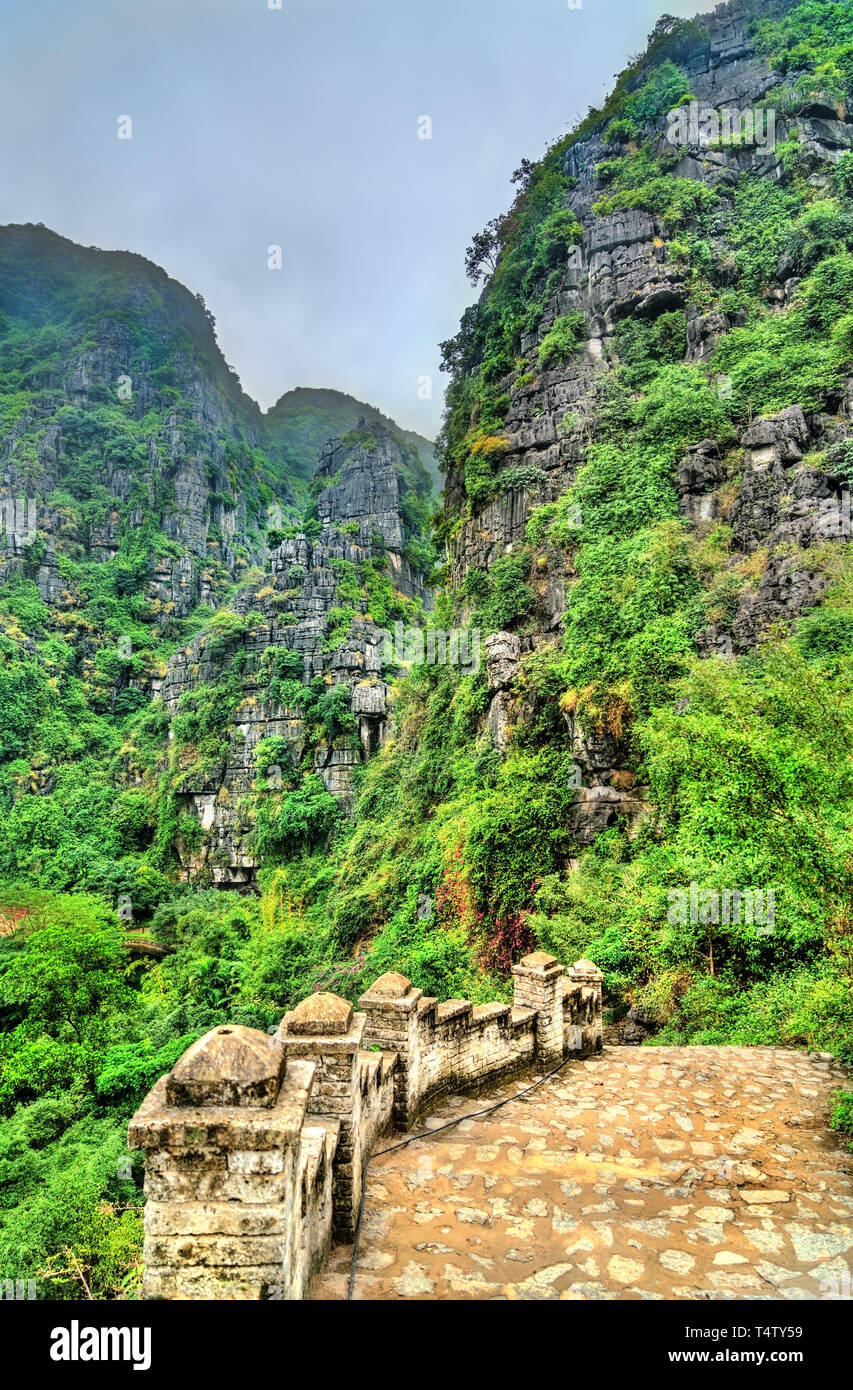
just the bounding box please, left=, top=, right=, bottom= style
left=1, top=0, right=705, bottom=437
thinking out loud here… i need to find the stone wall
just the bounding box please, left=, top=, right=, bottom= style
left=129, top=951, right=602, bottom=1299
left=127, top=1027, right=328, bottom=1300
left=359, top=952, right=602, bottom=1127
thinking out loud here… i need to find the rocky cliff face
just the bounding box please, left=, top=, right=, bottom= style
left=159, top=424, right=432, bottom=885
left=264, top=385, right=440, bottom=492
left=0, top=226, right=290, bottom=627
left=2, top=0, right=850, bottom=894
left=441, top=0, right=853, bottom=844
left=0, top=226, right=437, bottom=891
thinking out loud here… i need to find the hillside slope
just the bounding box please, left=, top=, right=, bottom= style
left=265, top=385, right=439, bottom=491
left=0, top=224, right=435, bottom=896
left=266, top=0, right=853, bottom=1054
left=0, top=222, right=285, bottom=617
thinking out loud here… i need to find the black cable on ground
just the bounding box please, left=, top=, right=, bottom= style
left=346, top=1051, right=581, bottom=1300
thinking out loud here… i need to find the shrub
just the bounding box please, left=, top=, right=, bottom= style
left=254, top=776, right=342, bottom=859
left=832, top=1090, right=853, bottom=1151
left=476, top=552, right=535, bottom=632
left=784, top=201, right=853, bottom=274
left=836, top=152, right=853, bottom=199
left=538, top=312, right=586, bottom=369
left=604, top=117, right=639, bottom=145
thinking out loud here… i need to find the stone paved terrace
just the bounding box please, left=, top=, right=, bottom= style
left=311, top=1046, right=853, bottom=1301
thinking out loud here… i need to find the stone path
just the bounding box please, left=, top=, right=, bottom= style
left=311, top=1046, right=853, bottom=1301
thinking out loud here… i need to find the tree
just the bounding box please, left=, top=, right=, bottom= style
left=0, top=895, right=137, bottom=1110
left=464, top=217, right=504, bottom=285
left=510, top=158, right=534, bottom=191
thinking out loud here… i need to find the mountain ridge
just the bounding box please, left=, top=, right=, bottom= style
left=264, top=384, right=438, bottom=491
left=0, top=221, right=436, bottom=501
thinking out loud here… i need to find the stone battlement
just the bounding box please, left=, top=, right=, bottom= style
left=128, top=952, right=602, bottom=1300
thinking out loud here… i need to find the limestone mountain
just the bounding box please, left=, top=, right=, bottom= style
left=156, top=422, right=434, bottom=886
left=0, top=226, right=435, bottom=625
left=265, top=0, right=853, bottom=1042
left=438, top=0, right=853, bottom=845
left=0, top=224, right=435, bottom=895
left=0, top=223, right=288, bottom=619
left=265, top=385, right=439, bottom=491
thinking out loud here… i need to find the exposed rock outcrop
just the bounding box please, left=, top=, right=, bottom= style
left=442, top=0, right=853, bottom=832
left=160, top=425, right=430, bottom=885
left=0, top=225, right=291, bottom=624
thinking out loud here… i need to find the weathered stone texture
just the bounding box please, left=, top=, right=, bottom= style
left=130, top=955, right=603, bottom=1299
left=442, top=0, right=853, bottom=819
left=159, top=424, right=430, bottom=885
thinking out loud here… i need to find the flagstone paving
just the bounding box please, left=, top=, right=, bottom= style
left=311, top=1046, right=853, bottom=1301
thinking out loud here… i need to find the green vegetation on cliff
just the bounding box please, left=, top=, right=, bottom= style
left=265, top=385, right=438, bottom=489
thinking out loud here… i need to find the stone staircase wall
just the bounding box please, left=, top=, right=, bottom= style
left=128, top=951, right=603, bottom=1299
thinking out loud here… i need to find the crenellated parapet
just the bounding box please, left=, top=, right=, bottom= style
left=129, top=952, right=603, bottom=1299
